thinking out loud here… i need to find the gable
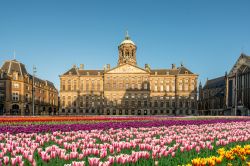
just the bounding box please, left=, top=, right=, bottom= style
left=107, top=64, right=148, bottom=74
left=229, top=54, right=250, bottom=75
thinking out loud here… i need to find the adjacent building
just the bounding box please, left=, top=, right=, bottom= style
left=226, top=53, right=250, bottom=115
left=198, top=76, right=226, bottom=115
left=59, top=33, right=198, bottom=115
left=198, top=53, right=250, bottom=116
left=0, top=59, right=58, bottom=115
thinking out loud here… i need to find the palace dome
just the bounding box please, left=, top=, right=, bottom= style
left=119, top=31, right=135, bottom=46
left=120, top=39, right=135, bottom=45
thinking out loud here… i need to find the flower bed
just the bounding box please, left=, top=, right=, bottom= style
left=0, top=116, right=250, bottom=165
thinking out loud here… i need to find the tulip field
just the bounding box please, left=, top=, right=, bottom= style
left=0, top=116, right=250, bottom=166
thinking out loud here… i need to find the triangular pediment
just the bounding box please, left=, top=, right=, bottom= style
left=107, top=64, right=148, bottom=74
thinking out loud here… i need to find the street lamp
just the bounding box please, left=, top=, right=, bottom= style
left=32, top=65, right=37, bottom=116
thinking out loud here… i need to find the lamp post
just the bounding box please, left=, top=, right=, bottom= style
left=32, top=65, right=37, bottom=116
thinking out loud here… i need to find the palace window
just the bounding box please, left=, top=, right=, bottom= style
left=138, top=101, right=141, bottom=107
left=160, top=85, right=164, bottom=92
left=179, top=83, right=183, bottom=91
left=73, top=96, right=77, bottom=107
left=180, top=101, right=183, bottom=108
left=154, top=101, right=158, bottom=107
left=172, top=101, right=175, bottom=107
left=62, top=96, right=65, bottom=107
left=86, top=81, right=89, bottom=91
left=91, top=80, right=95, bottom=90
left=166, top=101, right=170, bottom=107
left=131, top=84, right=135, bottom=89
left=166, top=85, right=170, bottom=92
left=144, top=83, right=148, bottom=90
left=191, top=84, right=195, bottom=91
left=68, top=80, right=71, bottom=91
left=81, top=80, right=84, bottom=90
left=160, top=102, right=164, bottom=107
left=154, top=85, right=157, bottom=91
left=172, top=85, right=175, bottom=91
left=184, top=84, right=188, bottom=91
left=126, top=83, right=129, bottom=89
left=67, top=96, right=71, bottom=107
left=131, top=100, right=135, bottom=106
left=62, top=80, right=65, bottom=90
left=97, top=82, right=100, bottom=91
left=125, top=101, right=129, bottom=107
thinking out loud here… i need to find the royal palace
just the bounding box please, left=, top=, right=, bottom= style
left=59, top=33, right=198, bottom=115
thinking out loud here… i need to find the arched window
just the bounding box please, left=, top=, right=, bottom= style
left=125, top=51, right=129, bottom=57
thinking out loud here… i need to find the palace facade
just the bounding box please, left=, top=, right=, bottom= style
left=0, top=59, right=58, bottom=115
left=59, top=33, right=198, bottom=115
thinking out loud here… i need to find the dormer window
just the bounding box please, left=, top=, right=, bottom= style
left=185, top=71, right=188, bottom=74
left=13, top=73, right=18, bottom=80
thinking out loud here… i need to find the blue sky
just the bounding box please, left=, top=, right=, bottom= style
left=0, top=0, right=249, bottom=89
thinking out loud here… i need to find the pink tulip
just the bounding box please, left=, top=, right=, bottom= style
left=195, top=146, right=201, bottom=153
left=0, top=152, right=4, bottom=158
left=79, top=154, right=84, bottom=160
left=3, top=156, right=9, bottom=165
left=20, top=161, right=25, bottom=166
left=28, top=155, right=33, bottom=163
left=11, top=157, right=16, bottom=165
left=108, top=156, right=114, bottom=164
left=88, top=157, right=100, bottom=166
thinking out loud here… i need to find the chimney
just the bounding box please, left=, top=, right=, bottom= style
left=79, top=64, right=84, bottom=70
left=172, top=64, right=176, bottom=69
